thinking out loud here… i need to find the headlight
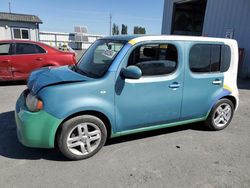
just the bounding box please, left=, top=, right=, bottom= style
left=26, top=93, right=43, bottom=112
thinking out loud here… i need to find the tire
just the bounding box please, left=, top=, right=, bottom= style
left=205, top=98, right=234, bottom=131
left=57, top=115, right=107, bottom=160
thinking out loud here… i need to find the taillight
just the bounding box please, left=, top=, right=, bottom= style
left=73, top=53, right=77, bottom=64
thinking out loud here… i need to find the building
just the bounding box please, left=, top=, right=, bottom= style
left=162, top=0, right=250, bottom=78
left=39, top=31, right=102, bottom=50
left=39, top=31, right=76, bottom=48
left=39, top=27, right=103, bottom=50
left=0, top=12, right=42, bottom=41
left=0, top=12, right=102, bottom=50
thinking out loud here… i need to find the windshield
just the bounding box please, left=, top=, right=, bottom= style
left=76, top=39, right=126, bottom=78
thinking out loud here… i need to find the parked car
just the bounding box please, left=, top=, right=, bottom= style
left=0, top=40, right=76, bottom=81
left=15, top=35, right=239, bottom=160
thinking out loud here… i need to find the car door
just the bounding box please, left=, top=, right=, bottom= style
left=11, top=42, right=47, bottom=79
left=181, top=43, right=226, bottom=120
left=0, top=42, right=13, bottom=80
left=115, top=42, right=184, bottom=132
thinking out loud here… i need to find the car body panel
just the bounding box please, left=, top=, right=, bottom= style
left=11, top=52, right=48, bottom=79
left=15, top=92, right=62, bottom=148
left=114, top=41, right=184, bottom=132
left=37, top=72, right=116, bottom=133
left=14, top=35, right=239, bottom=148
left=27, top=66, right=92, bottom=93
left=112, top=117, right=206, bottom=137
left=0, top=55, right=12, bottom=80
left=181, top=41, right=225, bottom=120
left=0, top=40, right=76, bottom=81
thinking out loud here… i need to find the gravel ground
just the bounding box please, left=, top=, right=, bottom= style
left=0, top=79, right=249, bottom=188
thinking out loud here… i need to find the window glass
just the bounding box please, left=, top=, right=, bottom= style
left=128, top=44, right=178, bottom=76
left=13, top=28, right=29, bottom=39
left=0, top=43, right=10, bottom=55
left=35, top=45, right=46, bottom=53
left=77, top=39, right=126, bottom=78
left=220, top=45, right=231, bottom=72
left=21, top=29, right=29, bottom=39
left=189, top=44, right=231, bottom=73
left=13, top=29, right=21, bottom=39
left=189, top=44, right=210, bottom=73
left=94, top=42, right=123, bottom=64
left=15, top=43, right=37, bottom=54
left=210, top=45, right=220, bottom=72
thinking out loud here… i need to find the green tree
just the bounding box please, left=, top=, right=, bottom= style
left=133, top=26, right=146, bottom=34
left=116, top=25, right=120, bottom=35
left=112, top=24, right=120, bottom=35
left=121, top=24, right=128, bottom=35
left=133, top=26, right=138, bottom=34
left=112, top=24, right=116, bottom=35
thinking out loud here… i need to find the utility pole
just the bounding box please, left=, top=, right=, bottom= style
left=9, top=2, right=12, bottom=13
left=109, top=13, right=112, bottom=36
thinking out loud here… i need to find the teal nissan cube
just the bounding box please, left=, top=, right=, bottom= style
left=15, top=35, right=239, bottom=160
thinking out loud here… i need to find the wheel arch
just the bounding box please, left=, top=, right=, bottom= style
left=206, top=94, right=237, bottom=118
left=220, top=95, right=237, bottom=109
left=43, top=60, right=60, bottom=67
left=42, top=64, right=55, bottom=67
left=54, top=110, right=112, bottom=147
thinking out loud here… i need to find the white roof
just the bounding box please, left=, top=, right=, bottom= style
left=131, top=35, right=237, bottom=45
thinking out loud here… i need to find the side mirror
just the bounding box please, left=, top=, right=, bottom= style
left=121, top=66, right=142, bottom=79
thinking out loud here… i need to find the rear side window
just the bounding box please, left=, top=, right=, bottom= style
left=0, top=43, right=10, bottom=55
left=15, top=43, right=46, bottom=54
left=189, top=44, right=231, bottom=73
left=220, top=45, right=231, bottom=72
left=128, top=43, right=178, bottom=76
left=35, top=45, right=46, bottom=53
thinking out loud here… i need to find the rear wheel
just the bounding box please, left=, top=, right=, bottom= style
left=57, top=115, right=107, bottom=160
left=205, top=98, right=234, bottom=131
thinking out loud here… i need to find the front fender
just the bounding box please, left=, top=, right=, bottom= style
left=54, top=97, right=115, bottom=130
left=38, top=78, right=116, bottom=132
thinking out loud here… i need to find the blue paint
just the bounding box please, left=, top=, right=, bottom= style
left=28, top=66, right=91, bottom=94
left=114, top=41, right=184, bottom=132
left=180, top=42, right=224, bottom=120
left=22, top=36, right=235, bottom=145
left=208, top=89, right=231, bottom=113
left=37, top=72, right=116, bottom=133
left=109, top=43, right=132, bottom=72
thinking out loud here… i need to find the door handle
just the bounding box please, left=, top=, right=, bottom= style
left=169, top=82, right=181, bottom=90
left=2, top=59, right=10, bottom=63
left=36, top=57, right=43, bottom=61
left=212, top=79, right=222, bottom=85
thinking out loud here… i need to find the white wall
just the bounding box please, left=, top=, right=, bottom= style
left=0, top=21, right=39, bottom=41
left=39, top=31, right=102, bottom=50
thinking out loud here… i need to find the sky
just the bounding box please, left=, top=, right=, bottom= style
left=0, top=0, right=164, bottom=35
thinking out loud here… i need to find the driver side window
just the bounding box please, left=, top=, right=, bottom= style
left=128, top=43, right=178, bottom=76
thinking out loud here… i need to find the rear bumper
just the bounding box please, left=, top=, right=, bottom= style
left=15, top=91, right=62, bottom=148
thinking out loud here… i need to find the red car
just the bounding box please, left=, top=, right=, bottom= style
left=0, top=40, right=76, bottom=81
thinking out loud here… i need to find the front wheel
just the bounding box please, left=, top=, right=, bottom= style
left=205, top=98, right=234, bottom=131
left=57, top=115, right=107, bottom=160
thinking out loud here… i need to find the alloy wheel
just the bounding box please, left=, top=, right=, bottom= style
left=213, top=103, right=232, bottom=128
left=66, top=123, right=102, bottom=156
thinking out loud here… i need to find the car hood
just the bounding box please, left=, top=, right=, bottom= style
left=27, top=66, right=91, bottom=94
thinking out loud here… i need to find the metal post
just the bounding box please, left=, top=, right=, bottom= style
left=109, top=13, right=112, bottom=36
left=8, top=2, right=11, bottom=13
